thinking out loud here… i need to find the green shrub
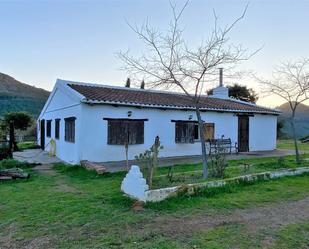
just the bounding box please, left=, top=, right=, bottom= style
left=0, top=146, right=12, bottom=160
left=277, top=156, right=286, bottom=168
left=209, top=153, right=228, bottom=178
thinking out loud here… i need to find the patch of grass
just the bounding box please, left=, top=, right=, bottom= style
left=189, top=224, right=260, bottom=249
left=277, top=139, right=309, bottom=152
left=151, top=154, right=309, bottom=188
left=270, top=222, right=309, bottom=249
left=146, top=174, right=309, bottom=213
left=0, top=159, right=37, bottom=170
left=183, top=221, right=309, bottom=249
left=17, top=141, right=40, bottom=151
left=1, top=163, right=309, bottom=248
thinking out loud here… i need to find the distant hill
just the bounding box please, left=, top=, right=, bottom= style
left=277, top=102, right=309, bottom=139
left=0, top=73, right=50, bottom=117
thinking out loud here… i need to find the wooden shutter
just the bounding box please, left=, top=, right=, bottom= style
left=128, top=120, right=144, bottom=145
left=108, top=120, right=123, bottom=145
left=175, top=121, right=195, bottom=143
left=46, top=120, right=52, bottom=137
left=119, top=121, right=128, bottom=144
left=107, top=120, right=113, bottom=144
left=175, top=122, right=183, bottom=143
left=65, top=120, right=69, bottom=141
left=108, top=120, right=144, bottom=145
left=71, top=119, right=75, bottom=142
left=135, top=121, right=144, bottom=144
left=203, top=123, right=215, bottom=140
left=186, top=122, right=195, bottom=143
left=127, top=121, right=136, bottom=145
left=55, top=119, right=60, bottom=139
left=65, top=117, right=76, bottom=143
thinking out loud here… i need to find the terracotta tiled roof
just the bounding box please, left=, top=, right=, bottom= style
left=68, top=83, right=280, bottom=115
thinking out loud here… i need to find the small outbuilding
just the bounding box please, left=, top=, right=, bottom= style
left=37, top=79, right=280, bottom=164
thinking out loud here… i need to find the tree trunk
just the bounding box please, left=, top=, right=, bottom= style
left=291, top=112, right=300, bottom=164
left=148, top=136, right=160, bottom=189
left=125, top=143, right=129, bottom=171
left=9, top=121, right=18, bottom=153
left=148, top=163, right=154, bottom=189
left=196, top=107, right=208, bottom=179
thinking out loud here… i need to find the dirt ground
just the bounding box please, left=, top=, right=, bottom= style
left=34, top=164, right=79, bottom=193
left=33, top=164, right=57, bottom=176
left=138, top=196, right=309, bottom=240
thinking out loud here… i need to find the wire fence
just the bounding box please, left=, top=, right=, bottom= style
left=1, top=136, right=37, bottom=149
left=11, top=135, right=37, bottom=143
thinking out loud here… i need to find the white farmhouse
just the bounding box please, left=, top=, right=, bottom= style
left=37, top=79, right=280, bottom=164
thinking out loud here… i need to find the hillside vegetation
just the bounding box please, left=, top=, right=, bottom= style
left=0, top=73, right=50, bottom=117
left=278, top=102, right=309, bottom=139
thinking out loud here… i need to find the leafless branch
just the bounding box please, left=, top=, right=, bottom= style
left=118, top=2, right=254, bottom=102
left=255, top=59, right=309, bottom=163
left=117, top=2, right=258, bottom=178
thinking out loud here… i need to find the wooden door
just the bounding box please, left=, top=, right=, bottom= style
left=238, top=116, right=249, bottom=152
left=203, top=123, right=214, bottom=141
left=40, top=119, right=45, bottom=150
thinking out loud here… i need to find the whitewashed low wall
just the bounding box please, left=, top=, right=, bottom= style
left=121, top=166, right=309, bottom=203
left=121, top=165, right=149, bottom=202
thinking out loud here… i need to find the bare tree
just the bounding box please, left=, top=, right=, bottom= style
left=118, top=2, right=252, bottom=179
left=257, top=59, right=309, bottom=164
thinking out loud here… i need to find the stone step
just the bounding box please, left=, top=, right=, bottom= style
left=80, top=160, right=106, bottom=175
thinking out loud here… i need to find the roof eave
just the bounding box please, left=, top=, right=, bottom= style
left=81, top=99, right=281, bottom=115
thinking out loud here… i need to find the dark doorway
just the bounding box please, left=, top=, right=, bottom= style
left=40, top=119, right=45, bottom=150
left=238, top=116, right=249, bottom=152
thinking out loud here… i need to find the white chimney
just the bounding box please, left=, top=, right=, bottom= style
left=219, top=67, right=223, bottom=87
left=211, top=68, right=229, bottom=99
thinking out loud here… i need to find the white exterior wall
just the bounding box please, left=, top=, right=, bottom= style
left=249, top=114, right=277, bottom=151
left=79, top=104, right=238, bottom=162
left=37, top=86, right=82, bottom=164
left=37, top=81, right=278, bottom=164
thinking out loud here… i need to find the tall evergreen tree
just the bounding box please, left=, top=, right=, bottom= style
left=3, top=112, right=33, bottom=151
left=125, top=78, right=131, bottom=88
left=140, top=80, right=145, bottom=89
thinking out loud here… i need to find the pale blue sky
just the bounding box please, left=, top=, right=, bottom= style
left=0, top=0, right=308, bottom=106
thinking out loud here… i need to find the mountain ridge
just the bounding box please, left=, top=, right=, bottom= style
left=277, top=102, right=309, bottom=117
left=277, top=102, right=309, bottom=139
left=0, top=73, right=50, bottom=117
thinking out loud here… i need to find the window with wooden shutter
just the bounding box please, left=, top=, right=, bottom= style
left=55, top=119, right=60, bottom=139
left=128, top=120, right=144, bottom=145
left=175, top=121, right=195, bottom=143
left=65, top=117, right=76, bottom=143
left=203, top=123, right=215, bottom=140
left=107, top=119, right=144, bottom=145
left=46, top=120, right=52, bottom=137
left=194, top=124, right=199, bottom=140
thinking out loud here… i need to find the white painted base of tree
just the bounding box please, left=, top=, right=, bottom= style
left=121, top=166, right=309, bottom=203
